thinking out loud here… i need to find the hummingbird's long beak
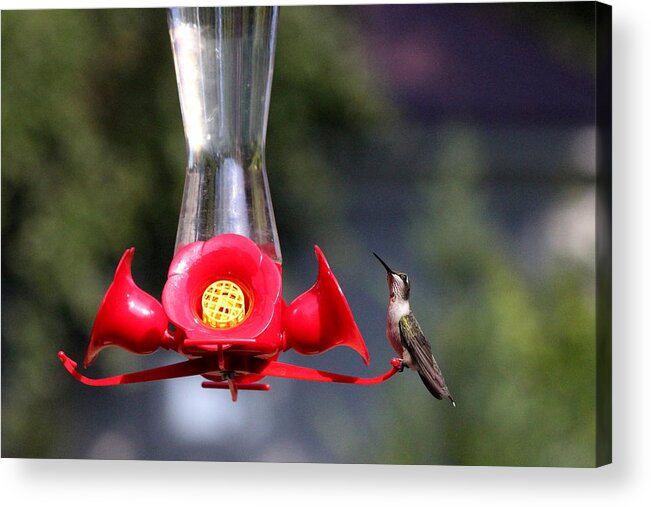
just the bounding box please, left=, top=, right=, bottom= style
left=373, top=252, right=396, bottom=275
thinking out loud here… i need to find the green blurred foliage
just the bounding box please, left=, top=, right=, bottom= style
left=269, top=7, right=385, bottom=255
left=2, top=7, right=597, bottom=466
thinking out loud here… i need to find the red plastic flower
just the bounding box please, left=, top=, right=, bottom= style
left=162, top=233, right=283, bottom=356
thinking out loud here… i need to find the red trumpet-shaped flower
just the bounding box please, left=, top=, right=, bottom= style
left=85, top=248, right=170, bottom=368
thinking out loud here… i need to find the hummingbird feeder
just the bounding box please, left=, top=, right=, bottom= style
left=58, top=7, right=401, bottom=401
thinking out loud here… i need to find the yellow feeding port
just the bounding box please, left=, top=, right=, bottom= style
left=201, top=280, right=247, bottom=329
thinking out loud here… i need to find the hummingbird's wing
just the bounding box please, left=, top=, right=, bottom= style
left=399, top=313, right=453, bottom=403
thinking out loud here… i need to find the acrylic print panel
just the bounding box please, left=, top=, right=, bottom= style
left=1, top=2, right=611, bottom=467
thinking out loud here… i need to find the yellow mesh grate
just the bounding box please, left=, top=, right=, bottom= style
left=201, top=280, right=247, bottom=329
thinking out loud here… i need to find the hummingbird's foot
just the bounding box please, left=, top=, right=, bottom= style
left=391, top=358, right=408, bottom=372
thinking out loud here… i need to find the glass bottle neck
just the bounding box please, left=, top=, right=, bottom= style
left=168, top=7, right=281, bottom=263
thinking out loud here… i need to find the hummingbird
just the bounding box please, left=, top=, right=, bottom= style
left=374, top=252, right=455, bottom=406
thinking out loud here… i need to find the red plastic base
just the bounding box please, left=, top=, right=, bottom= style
left=58, top=351, right=401, bottom=401
left=60, top=234, right=394, bottom=401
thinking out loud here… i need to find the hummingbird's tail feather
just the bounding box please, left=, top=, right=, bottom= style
left=417, top=370, right=449, bottom=400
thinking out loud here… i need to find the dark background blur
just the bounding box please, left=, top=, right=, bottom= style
left=2, top=3, right=600, bottom=466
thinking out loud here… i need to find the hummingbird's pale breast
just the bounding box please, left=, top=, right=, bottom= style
left=386, top=299, right=410, bottom=356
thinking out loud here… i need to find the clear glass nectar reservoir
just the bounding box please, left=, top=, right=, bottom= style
left=168, top=7, right=281, bottom=263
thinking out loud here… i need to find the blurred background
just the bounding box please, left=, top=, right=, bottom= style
left=2, top=3, right=600, bottom=466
